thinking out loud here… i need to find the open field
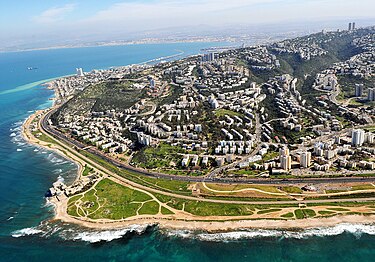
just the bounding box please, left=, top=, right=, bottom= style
left=66, top=178, right=375, bottom=221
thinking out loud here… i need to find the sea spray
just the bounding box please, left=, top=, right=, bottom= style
left=71, top=225, right=151, bottom=243
left=162, top=223, right=375, bottom=242
left=11, top=227, right=44, bottom=238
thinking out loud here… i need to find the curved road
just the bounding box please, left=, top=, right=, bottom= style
left=41, top=108, right=375, bottom=186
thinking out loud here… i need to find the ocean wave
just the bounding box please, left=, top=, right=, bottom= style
left=56, top=175, right=65, bottom=183
left=42, top=198, right=55, bottom=209
left=71, top=224, right=150, bottom=243
left=53, top=169, right=63, bottom=175
left=11, top=227, right=43, bottom=238
left=44, top=153, right=71, bottom=166
left=12, top=121, right=23, bottom=127
left=10, top=132, right=16, bottom=137
left=7, top=216, right=14, bottom=221
left=288, top=223, right=375, bottom=238
left=16, top=148, right=23, bottom=152
left=163, top=223, right=375, bottom=242
left=46, top=153, right=66, bottom=164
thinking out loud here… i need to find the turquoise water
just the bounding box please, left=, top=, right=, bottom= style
left=1, top=42, right=375, bottom=261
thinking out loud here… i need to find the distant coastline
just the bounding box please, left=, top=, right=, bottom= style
left=18, top=36, right=375, bottom=232
left=0, top=38, right=234, bottom=54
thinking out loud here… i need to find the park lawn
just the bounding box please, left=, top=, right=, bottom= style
left=82, top=165, right=94, bottom=176
left=281, top=212, right=294, bottom=218
left=294, top=209, right=316, bottom=219
left=132, top=143, right=185, bottom=169
left=318, top=210, right=336, bottom=215
left=214, top=109, right=242, bottom=117
left=153, top=193, right=257, bottom=216
left=257, top=208, right=282, bottom=215
left=35, top=132, right=56, bottom=144
left=184, top=201, right=254, bottom=216
left=136, top=175, right=191, bottom=194
left=326, top=207, right=350, bottom=212
left=138, top=201, right=160, bottom=215
left=161, top=206, right=175, bottom=215
left=262, top=151, right=279, bottom=161
left=67, top=195, right=83, bottom=217
left=78, top=149, right=193, bottom=196
left=67, top=178, right=158, bottom=220
left=204, top=183, right=282, bottom=193
left=281, top=186, right=303, bottom=194
left=351, top=184, right=375, bottom=190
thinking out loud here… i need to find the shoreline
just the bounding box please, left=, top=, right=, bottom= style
left=0, top=39, right=231, bottom=54
left=22, top=109, right=375, bottom=232
left=50, top=193, right=375, bottom=231
left=18, top=52, right=375, bottom=233
left=47, top=185, right=375, bottom=232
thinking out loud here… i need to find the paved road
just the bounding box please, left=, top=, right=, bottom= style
left=41, top=108, right=375, bottom=186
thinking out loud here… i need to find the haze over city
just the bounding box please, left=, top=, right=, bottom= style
left=1, top=0, right=375, bottom=51
left=2, top=0, right=375, bottom=261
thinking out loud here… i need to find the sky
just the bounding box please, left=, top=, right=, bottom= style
left=0, top=0, right=375, bottom=49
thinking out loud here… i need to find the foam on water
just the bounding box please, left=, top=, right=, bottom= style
left=53, top=169, right=63, bottom=174
left=46, top=153, right=67, bottom=165
left=11, top=223, right=375, bottom=243
left=71, top=225, right=150, bottom=243
left=11, top=227, right=44, bottom=238
left=16, top=148, right=22, bottom=152
left=163, top=223, right=375, bottom=242
left=56, top=175, right=65, bottom=183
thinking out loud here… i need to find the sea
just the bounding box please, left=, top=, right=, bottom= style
left=0, top=42, right=375, bottom=262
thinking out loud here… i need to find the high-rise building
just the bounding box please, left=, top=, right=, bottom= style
left=202, top=52, right=216, bottom=62
left=279, top=147, right=289, bottom=157
left=325, top=149, right=336, bottom=160
left=352, top=22, right=356, bottom=30
left=300, top=152, right=311, bottom=168
left=368, top=88, right=375, bottom=101
left=149, top=78, right=155, bottom=89
left=355, top=84, right=364, bottom=97
left=348, top=22, right=352, bottom=31
left=280, top=147, right=291, bottom=171
left=365, top=132, right=375, bottom=144
left=76, top=68, right=84, bottom=77
left=280, top=155, right=292, bottom=171
left=209, top=52, right=216, bottom=61
left=352, top=129, right=365, bottom=146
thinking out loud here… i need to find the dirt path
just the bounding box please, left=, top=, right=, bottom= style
left=23, top=109, right=375, bottom=230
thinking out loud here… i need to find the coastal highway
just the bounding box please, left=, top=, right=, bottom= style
left=41, top=108, right=375, bottom=186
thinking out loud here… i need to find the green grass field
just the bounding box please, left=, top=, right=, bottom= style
left=67, top=179, right=161, bottom=220
left=214, top=109, right=242, bottom=117
left=82, top=165, right=94, bottom=176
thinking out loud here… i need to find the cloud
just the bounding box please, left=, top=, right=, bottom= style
left=79, top=0, right=375, bottom=32
left=33, top=4, right=76, bottom=24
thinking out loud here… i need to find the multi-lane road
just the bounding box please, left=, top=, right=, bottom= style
left=41, top=108, right=375, bottom=186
